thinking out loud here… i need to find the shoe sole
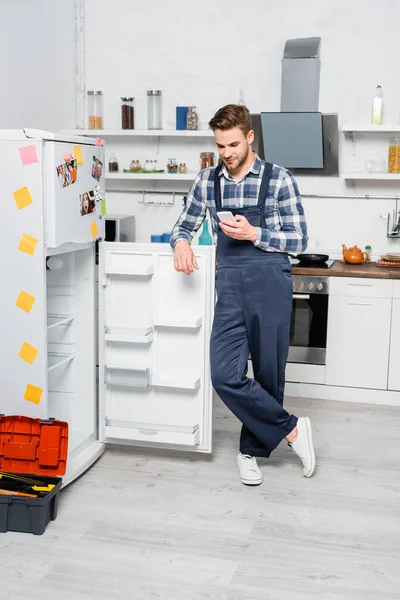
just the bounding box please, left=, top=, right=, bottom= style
left=240, top=477, right=263, bottom=486
left=303, top=416, right=316, bottom=478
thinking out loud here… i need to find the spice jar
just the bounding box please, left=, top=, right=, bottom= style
left=179, top=163, right=187, bottom=173
left=187, top=106, right=199, bottom=130
left=121, top=97, right=134, bottom=129
left=143, top=160, right=153, bottom=172
left=109, top=153, right=119, bottom=172
left=129, top=160, right=141, bottom=172
left=167, top=158, right=178, bottom=173
left=200, top=152, right=215, bottom=170
left=88, top=90, right=103, bottom=129
left=388, top=137, right=400, bottom=173
left=147, top=90, right=162, bottom=130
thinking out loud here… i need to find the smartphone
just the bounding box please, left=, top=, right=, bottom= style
left=217, top=211, right=236, bottom=222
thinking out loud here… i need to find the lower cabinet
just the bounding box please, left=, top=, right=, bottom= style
left=388, top=283, right=400, bottom=391
left=325, top=278, right=393, bottom=390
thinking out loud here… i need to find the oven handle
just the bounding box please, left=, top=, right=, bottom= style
left=292, top=293, right=311, bottom=300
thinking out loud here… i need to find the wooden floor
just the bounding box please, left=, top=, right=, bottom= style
left=1, top=395, right=400, bottom=599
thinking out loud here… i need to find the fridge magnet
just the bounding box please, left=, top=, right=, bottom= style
left=74, top=146, right=84, bottom=164
left=18, top=342, right=39, bottom=365
left=80, top=190, right=96, bottom=216
left=18, top=233, right=38, bottom=256
left=15, top=290, right=35, bottom=313
left=91, top=156, right=103, bottom=181
left=24, top=383, right=42, bottom=405
left=19, top=144, right=39, bottom=166
left=90, top=220, right=99, bottom=239
left=57, top=159, right=77, bottom=188
left=13, top=186, right=33, bottom=210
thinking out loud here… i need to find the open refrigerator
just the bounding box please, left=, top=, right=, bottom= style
left=0, top=130, right=215, bottom=485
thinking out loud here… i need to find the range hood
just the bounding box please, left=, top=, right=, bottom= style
left=254, top=37, right=338, bottom=176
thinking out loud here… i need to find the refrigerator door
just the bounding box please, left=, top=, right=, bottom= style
left=45, top=141, right=105, bottom=249
left=99, top=242, right=215, bottom=452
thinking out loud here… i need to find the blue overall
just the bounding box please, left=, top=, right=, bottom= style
left=210, top=162, right=298, bottom=457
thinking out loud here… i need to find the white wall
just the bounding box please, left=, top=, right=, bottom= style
left=0, top=0, right=76, bottom=131
left=84, top=0, right=400, bottom=257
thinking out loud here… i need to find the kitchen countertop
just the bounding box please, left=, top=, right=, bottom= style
left=292, top=260, right=400, bottom=279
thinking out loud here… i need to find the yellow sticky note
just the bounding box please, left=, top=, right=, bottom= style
left=24, top=384, right=42, bottom=405
left=13, top=186, right=33, bottom=210
left=18, top=233, right=38, bottom=256
left=18, top=342, right=39, bottom=364
left=15, top=290, right=35, bottom=313
left=74, top=146, right=84, bottom=164
left=91, top=220, right=98, bottom=239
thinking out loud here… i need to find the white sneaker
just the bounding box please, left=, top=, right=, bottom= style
left=290, top=417, right=316, bottom=477
left=237, top=453, right=263, bottom=485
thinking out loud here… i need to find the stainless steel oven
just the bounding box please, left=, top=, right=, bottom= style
left=288, top=274, right=329, bottom=365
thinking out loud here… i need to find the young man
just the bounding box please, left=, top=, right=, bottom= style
left=171, top=104, right=315, bottom=485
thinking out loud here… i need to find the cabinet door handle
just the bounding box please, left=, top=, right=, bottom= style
left=293, top=294, right=310, bottom=300
left=347, top=301, right=373, bottom=306
left=348, top=283, right=374, bottom=287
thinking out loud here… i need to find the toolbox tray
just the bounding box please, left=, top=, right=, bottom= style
left=0, top=415, right=68, bottom=535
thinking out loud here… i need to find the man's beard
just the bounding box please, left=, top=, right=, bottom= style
left=225, top=146, right=249, bottom=173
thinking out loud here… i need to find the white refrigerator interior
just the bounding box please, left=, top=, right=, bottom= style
left=0, top=129, right=215, bottom=484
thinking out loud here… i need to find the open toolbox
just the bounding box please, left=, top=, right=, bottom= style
left=0, top=415, right=68, bottom=535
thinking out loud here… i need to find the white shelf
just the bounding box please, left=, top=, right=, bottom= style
left=104, top=264, right=154, bottom=276
left=47, top=314, right=74, bottom=330
left=105, top=327, right=154, bottom=344
left=60, top=129, right=214, bottom=138
left=154, top=317, right=202, bottom=329
left=105, top=364, right=152, bottom=388
left=153, top=377, right=201, bottom=391
left=106, top=172, right=197, bottom=182
left=343, top=173, right=400, bottom=181
left=342, top=124, right=400, bottom=133
left=47, top=353, right=74, bottom=372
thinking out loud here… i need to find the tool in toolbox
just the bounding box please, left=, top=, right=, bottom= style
left=0, top=415, right=69, bottom=535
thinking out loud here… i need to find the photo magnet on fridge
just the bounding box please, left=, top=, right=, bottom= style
left=80, top=190, right=96, bottom=216
left=57, top=159, right=77, bottom=188
left=91, top=156, right=103, bottom=182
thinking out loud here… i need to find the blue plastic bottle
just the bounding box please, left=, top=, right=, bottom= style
left=199, top=220, right=213, bottom=245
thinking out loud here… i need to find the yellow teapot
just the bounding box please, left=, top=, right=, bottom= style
left=342, top=244, right=368, bottom=264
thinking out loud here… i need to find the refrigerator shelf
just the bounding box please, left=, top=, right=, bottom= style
left=104, top=264, right=154, bottom=277
left=105, top=326, right=154, bottom=344
left=105, top=365, right=152, bottom=388
left=153, top=377, right=201, bottom=391
left=104, top=422, right=200, bottom=446
left=153, top=317, right=202, bottom=329
left=47, top=353, right=75, bottom=372
left=47, top=314, right=74, bottom=330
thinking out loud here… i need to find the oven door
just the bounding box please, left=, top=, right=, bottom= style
left=288, top=292, right=329, bottom=365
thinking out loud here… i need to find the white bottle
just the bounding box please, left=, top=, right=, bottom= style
left=371, top=85, right=383, bottom=125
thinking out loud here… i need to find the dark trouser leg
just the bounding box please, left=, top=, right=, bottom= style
left=210, top=264, right=297, bottom=458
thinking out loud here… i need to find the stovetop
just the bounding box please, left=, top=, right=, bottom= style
left=291, top=259, right=335, bottom=269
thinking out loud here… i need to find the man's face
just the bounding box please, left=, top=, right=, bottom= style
left=214, top=127, right=254, bottom=174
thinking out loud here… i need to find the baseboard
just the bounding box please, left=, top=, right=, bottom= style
left=285, top=382, right=400, bottom=407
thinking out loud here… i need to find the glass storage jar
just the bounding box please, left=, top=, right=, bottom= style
left=147, top=90, right=162, bottom=130
left=187, top=106, right=199, bottom=130
left=109, top=153, right=119, bottom=172
left=129, top=160, right=141, bottom=172
left=121, top=97, right=134, bottom=129
left=167, top=158, right=178, bottom=173
left=87, top=90, right=103, bottom=129
left=200, top=152, right=215, bottom=170
left=388, top=137, right=400, bottom=173
left=179, top=163, right=187, bottom=173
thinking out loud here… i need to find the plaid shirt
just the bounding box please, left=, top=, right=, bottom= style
left=171, top=154, right=308, bottom=254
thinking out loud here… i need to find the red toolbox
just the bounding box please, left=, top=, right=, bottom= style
left=0, top=415, right=68, bottom=535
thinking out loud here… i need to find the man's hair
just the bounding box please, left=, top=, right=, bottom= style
left=208, top=104, right=252, bottom=136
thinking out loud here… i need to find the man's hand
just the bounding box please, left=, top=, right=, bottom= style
left=219, top=215, right=258, bottom=242
left=173, top=240, right=199, bottom=275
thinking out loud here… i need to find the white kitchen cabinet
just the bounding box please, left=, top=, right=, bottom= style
left=325, top=277, right=393, bottom=390
left=388, top=281, right=400, bottom=391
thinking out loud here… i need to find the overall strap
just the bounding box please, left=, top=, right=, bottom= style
left=213, top=164, right=223, bottom=210
left=257, top=161, right=273, bottom=208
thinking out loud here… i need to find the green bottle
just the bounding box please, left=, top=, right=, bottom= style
left=199, top=220, right=213, bottom=245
